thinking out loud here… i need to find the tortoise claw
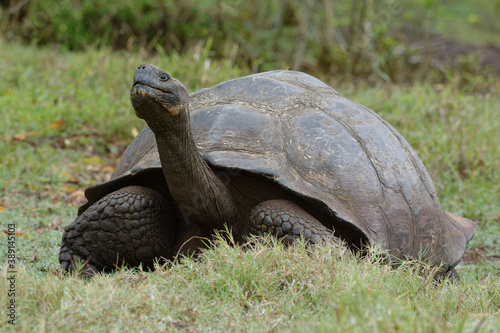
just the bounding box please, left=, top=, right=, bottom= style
left=59, top=245, right=100, bottom=277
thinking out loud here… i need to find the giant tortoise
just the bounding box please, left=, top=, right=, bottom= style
left=59, top=63, right=476, bottom=277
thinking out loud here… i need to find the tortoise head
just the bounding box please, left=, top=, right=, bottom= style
left=130, top=63, right=189, bottom=120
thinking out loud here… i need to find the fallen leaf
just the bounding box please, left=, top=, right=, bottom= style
left=84, top=156, right=105, bottom=164
left=60, top=169, right=76, bottom=182
left=66, top=190, right=86, bottom=206
left=0, top=201, right=16, bottom=209
left=0, top=206, right=5, bottom=213
left=8, top=131, right=40, bottom=142
left=50, top=119, right=65, bottom=129
left=12, top=133, right=26, bottom=141
left=2, top=229, right=30, bottom=238
left=5, top=90, right=13, bottom=96
left=61, top=186, right=76, bottom=193
left=69, top=190, right=85, bottom=198
left=101, top=165, right=115, bottom=173
left=131, top=127, right=139, bottom=137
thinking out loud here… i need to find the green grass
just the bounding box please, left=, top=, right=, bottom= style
left=0, top=40, right=499, bottom=332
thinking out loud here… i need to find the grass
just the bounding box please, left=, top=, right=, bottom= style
left=0, top=39, right=499, bottom=332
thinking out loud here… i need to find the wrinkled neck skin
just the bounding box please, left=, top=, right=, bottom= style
left=145, top=103, right=238, bottom=232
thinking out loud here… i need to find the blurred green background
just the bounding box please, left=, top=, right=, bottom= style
left=2, top=0, right=500, bottom=85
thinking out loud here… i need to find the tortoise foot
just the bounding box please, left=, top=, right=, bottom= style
left=59, top=244, right=100, bottom=277
left=249, top=199, right=339, bottom=245
left=438, top=267, right=460, bottom=284
left=59, top=185, right=176, bottom=274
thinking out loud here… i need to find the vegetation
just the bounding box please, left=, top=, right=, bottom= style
left=0, top=37, right=499, bottom=331
left=0, top=0, right=499, bottom=331
left=1, top=0, right=499, bottom=81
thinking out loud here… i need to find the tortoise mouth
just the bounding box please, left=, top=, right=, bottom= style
left=131, top=82, right=154, bottom=96
left=131, top=83, right=182, bottom=118
left=130, top=84, right=161, bottom=115
left=130, top=83, right=175, bottom=104
left=132, top=82, right=171, bottom=95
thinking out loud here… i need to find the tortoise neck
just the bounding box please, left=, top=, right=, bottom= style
left=148, top=110, right=237, bottom=231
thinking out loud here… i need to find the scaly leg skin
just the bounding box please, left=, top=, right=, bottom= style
left=442, top=267, right=460, bottom=283
left=59, top=185, right=177, bottom=276
left=249, top=199, right=339, bottom=245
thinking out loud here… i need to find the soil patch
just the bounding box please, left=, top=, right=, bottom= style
left=462, top=244, right=500, bottom=265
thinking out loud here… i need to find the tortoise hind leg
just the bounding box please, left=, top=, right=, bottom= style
left=59, top=185, right=177, bottom=276
left=249, top=199, right=339, bottom=245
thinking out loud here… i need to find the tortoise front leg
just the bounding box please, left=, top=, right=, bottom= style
left=59, top=185, right=177, bottom=275
left=249, top=199, right=340, bottom=245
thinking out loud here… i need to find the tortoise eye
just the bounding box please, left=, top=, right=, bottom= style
left=159, top=74, right=169, bottom=81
